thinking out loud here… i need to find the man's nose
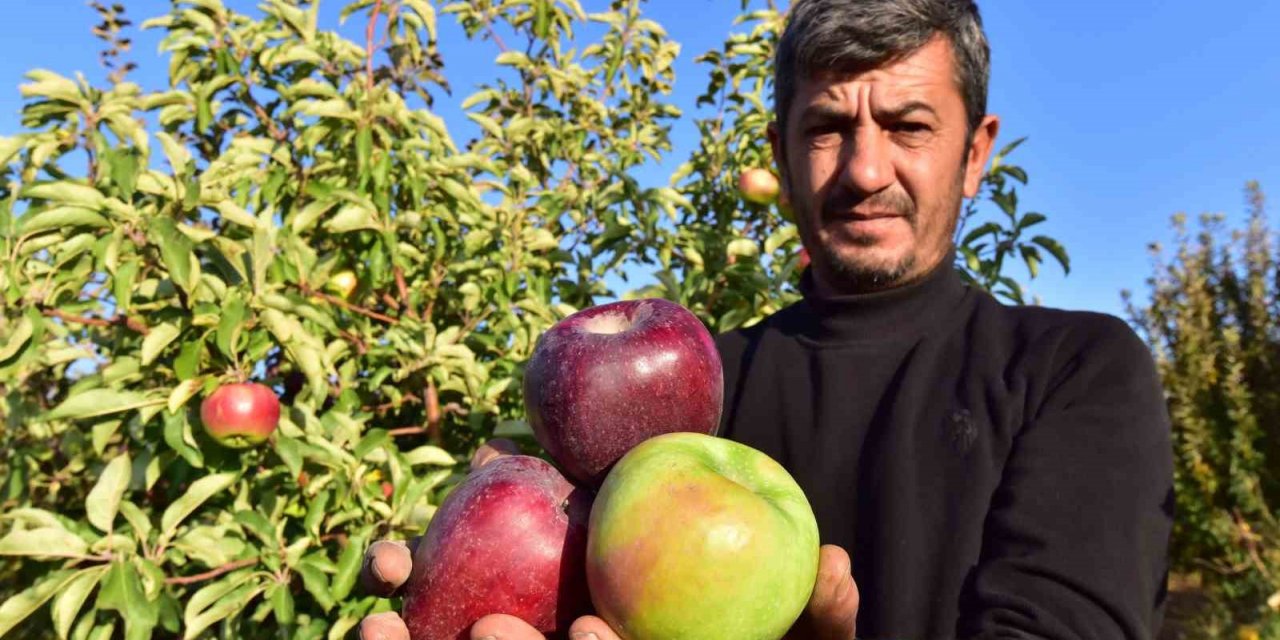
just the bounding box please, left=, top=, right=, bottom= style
left=840, top=125, right=894, bottom=196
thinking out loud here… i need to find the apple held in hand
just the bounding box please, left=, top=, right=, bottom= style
left=199, top=382, right=281, bottom=448
left=523, top=298, right=724, bottom=486
left=401, top=455, right=594, bottom=640
left=587, top=432, right=820, bottom=640
left=739, top=168, right=781, bottom=205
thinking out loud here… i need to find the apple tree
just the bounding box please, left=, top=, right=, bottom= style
left=0, top=0, right=1067, bottom=637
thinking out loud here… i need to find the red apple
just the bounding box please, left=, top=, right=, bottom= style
left=799, top=246, right=811, bottom=270
left=523, top=298, right=723, bottom=486
left=199, top=382, right=280, bottom=448
left=738, top=168, right=780, bottom=205
left=400, top=455, right=593, bottom=640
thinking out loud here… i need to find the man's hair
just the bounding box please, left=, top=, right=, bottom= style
left=774, top=0, right=990, bottom=139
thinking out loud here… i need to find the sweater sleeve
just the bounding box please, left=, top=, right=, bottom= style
left=958, top=315, right=1175, bottom=640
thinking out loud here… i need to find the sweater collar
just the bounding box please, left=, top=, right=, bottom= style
left=793, top=250, right=972, bottom=345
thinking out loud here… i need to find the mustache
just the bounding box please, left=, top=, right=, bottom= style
left=821, top=188, right=917, bottom=223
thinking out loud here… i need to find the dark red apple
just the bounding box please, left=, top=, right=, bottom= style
left=400, top=455, right=593, bottom=640
left=199, top=382, right=280, bottom=448
left=523, top=298, right=723, bottom=486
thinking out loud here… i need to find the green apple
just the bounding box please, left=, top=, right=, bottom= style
left=586, top=432, right=820, bottom=640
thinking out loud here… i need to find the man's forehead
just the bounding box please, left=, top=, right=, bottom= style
left=791, top=38, right=960, bottom=109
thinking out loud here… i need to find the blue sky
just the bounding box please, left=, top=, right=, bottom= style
left=3, top=1, right=1278, bottom=319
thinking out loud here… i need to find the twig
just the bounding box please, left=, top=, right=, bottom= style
left=297, top=284, right=399, bottom=325
left=365, top=0, right=384, bottom=93
left=394, top=266, right=417, bottom=319
left=42, top=308, right=150, bottom=335
left=165, top=558, right=257, bottom=585
left=388, top=426, right=427, bottom=437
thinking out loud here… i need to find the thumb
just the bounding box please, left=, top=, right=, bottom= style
left=470, top=613, right=545, bottom=639
left=787, top=544, right=859, bottom=640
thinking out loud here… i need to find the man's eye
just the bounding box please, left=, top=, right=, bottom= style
left=807, top=123, right=841, bottom=138
left=893, top=122, right=930, bottom=134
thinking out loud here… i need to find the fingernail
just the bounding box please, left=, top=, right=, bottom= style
left=571, top=634, right=599, bottom=640
left=476, top=636, right=498, bottom=640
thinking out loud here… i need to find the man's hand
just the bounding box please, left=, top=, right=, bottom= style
left=785, top=545, right=860, bottom=640
left=357, top=439, right=859, bottom=640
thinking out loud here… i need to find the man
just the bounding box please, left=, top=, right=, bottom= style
left=359, top=0, right=1174, bottom=638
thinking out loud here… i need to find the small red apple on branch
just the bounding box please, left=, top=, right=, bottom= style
left=199, top=382, right=280, bottom=448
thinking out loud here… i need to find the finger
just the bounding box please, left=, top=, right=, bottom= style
left=470, top=439, right=522, bottom=471
left=805, top=545, right=859, bottom=640
left=361, top=539, right=415, bottom=597
left=470, top=613, right=545, bottom=639
left=359, top=612, right=410, bottom=640
left=567, top=615, right=624, bottom=640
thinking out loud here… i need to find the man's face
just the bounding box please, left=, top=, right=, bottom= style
left=770, top=36, right=1000, bottom=293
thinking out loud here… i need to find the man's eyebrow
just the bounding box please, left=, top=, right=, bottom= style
left=874, top=100, right=938, bottom=120
left=798, top=100, right=939, bottom=124
left=798, top=104, right=853, bottom=124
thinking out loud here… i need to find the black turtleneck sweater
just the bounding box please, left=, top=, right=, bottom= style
left=715, top=260, right=1174, bottom=640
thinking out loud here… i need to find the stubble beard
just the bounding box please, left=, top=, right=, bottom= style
left=804, top=174, right=964, bottom=294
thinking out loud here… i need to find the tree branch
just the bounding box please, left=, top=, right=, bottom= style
left=165, top=558, right=257, bottom=585
left=297, top=284, right=399, bottom=325
left=42, top=308, right=150, bottom=335
left=366, top=0, right=384, bottom=94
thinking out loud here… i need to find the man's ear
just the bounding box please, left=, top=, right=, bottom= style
left=962, top=115, right=1001, bottom=199
left=767, top=121, right=790, bottom=203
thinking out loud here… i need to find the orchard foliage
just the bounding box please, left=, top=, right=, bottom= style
left=1126, top=183, right=1280, bottom=638
left=0, top=0, right=1063, bottom=637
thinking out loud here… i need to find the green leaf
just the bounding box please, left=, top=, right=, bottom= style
left=141, top=322, right=181, bottom=366
left=185, top=582, right=266, bottom=640
left=92, top=419, right=123, bottom=455
left=268, top=581, right=295, bottom=624
left=114, top=259, right=140, bottom=313
left=1017, top=212, right=1047, bottom=230
left=329, top=531, right=369, bottom=601
left=294, top=561, right=334, bottom=612
left=1031, top=235, right=1071, bottom=274
left=119, top=501, right=152, bottom=541
left=215, top=201, right=259, bottom=228
left=97, top=561, right=159, bottom=639
left=1020, top=244, right=1041, bottom=279
left=0, top=527, right=89, bottom=558
left=0, top=135, right=25, bottom=166
left=323, top=203, right=379, bottom=233
left=87, top=453, right=132, bottom=533
left=0, top=569, right=79, bottom=637
left=22, top=181, right=106, bottom=209
left=0, top=315, right=34, bottom=362
left=167, top=378, right=204, bottom=414
left=961, top=221, right=1002, bottom=247
left=727, top=238, right=759, bottom=258
left=52, top=566, right=109, bottom=640
left=275, top=435, right=303, bottom=478
left=47, top=388, right=161, bottom=421
left=404, top=445, right=458, bottom=466
left=216, top=295, right=244, bottom=359
left=160, top=472, right=237, bottom=541
left=353, top=429, right=389, bottom=460
left=19, top=206, right=109, bottom=234
left=109, top=149, right=140, bottom=201
left=175, top=338, right=203, bottom=380
left=20, top=69, right=83, bottom=103
left=163, top=408, right=204, bottom=468
left=155, top=131, right=192, bottom=174
left=150, top=218, right=200, bottom=294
